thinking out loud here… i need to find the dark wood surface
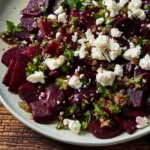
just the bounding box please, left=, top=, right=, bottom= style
left=0, top=101, right=150, bottom=150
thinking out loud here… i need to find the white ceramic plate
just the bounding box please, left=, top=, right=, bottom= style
left=0, top=0, right=150, bottom=146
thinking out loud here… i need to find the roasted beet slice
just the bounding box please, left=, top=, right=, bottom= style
left=19, top=82, right=40, bottom=103
left=79, top=68, right=96, bottom=80
left=24, top=46, right=42, bottom=60
left=114, top=18, right=136, bottom=38
left=88, top=120, right=122, bottom=139
left=123, top=63, right=135, bottom=78
left=21, top=0, right=50, bottom=17
left=141, top=43, right=150, bottom=57
left=70, top=88, right=98, bottom=107
left=122, top=109, right=147, bottom=118
left=2, top=57, right=16, bottom=86
left=8, top=54, right=30, bottom=93
left=39, top=17, right=57, bottom=39
left=127, top=88, right=145, bottom=109
left=45, top=41, right=58, bottom=56
left=1, top=46, right=28, bottom=67
left=134, top=67, right=149, bottom=77
left=30, top=100, right=55, bottom=124
left=118, top=116, right=137, bottom=134
left=44, top=84, right=65, bottom=112
left=21, top=16, right=38, bottom=32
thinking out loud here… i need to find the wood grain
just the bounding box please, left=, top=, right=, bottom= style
left=0, top=101, right=150, bottom=150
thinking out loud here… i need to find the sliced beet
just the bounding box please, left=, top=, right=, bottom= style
left=1, top=46, right=28, bottom=67
left=44, top=84, right=65, bottom=112
left=134, top=67, right=149, bottom=77
left=24, top=46, right=42, bottom=60
left=118, top=116, right=137, bottom=134
left=79, top=68, right=96, bottom=80
left=21, top=0, right=50, bottom=17
left=145, top=97, right=150, bottom=114
left=88, top=120, right=122, bottom=139
left=19, top=82, right=40, bottom=103
left=8, top=54, right=30, bottom=93
left=123, top=63, right=135, bottom=78
left=141, top=43, right=150, bottom=57
left=48, top=70, right=60, bottom=79
left=39, top=17, right=57, bottom=39
left=30, top=100, right=55, bottom=124
left=70, top=88, right=98, bottom=107
left=45, top=41, right=58, bottom=56
left=20, top=16, right=38, bottom=32
left=127, top=88, right=145, bottom=109
left=114, top=18, right=136, bottom=38
left=2, top=57, right=16, bottom=86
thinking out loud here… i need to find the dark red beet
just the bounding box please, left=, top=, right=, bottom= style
left=122, top=109, right=147, bottom=118
left=24, top=46, right=42, bottom=60
left=127, top=88, right=145, bottom=109
left=140, top=23, right=150, bottom=39
left=88, top=120, right=122, bottom=139
left=2, top=57, right=16, bottom=86
left=45, top=41, right=58, bottom=56
left=145, top=97, right=150, bottom=114
left=141, top=43, right=150, bottom=57
left=134, top=67, right=149, bottom=77
left=1, top=46, right=28, bottom=67
left=44, top=84, right=65, bottom=112
left=39, top=17, right=57, bottom=39
left=19, top=82, right=40, bottom=103
left=21, top=0, right=50, bottom=17
left=114, top=18, right=136, bottom=38
left=123, top=63, right=135, bottom=78
left=70, top=88, right=99, bottom=107
left=20, top=16, right=38, bottom=32
left=8, top=54, right=30, bottom=93
left=70, top=9, right=80, bottom=18
left=48, top=70, right=60, bottom=79
left=79, top=68, right=96, bottom=80
left=118, top=116, right=137, bottom=134
left=30, top=100, right=55, bottom=124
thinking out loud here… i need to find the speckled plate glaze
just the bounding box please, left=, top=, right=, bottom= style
left=0, top=0, right=150, bottom=146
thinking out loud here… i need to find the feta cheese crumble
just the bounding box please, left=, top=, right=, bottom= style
left=119, top=0, right=128, bottom=8
left=114, top=64, right=123, bottom=76
left=123, top=46, right=141, bottom=60
left=72, top=32, right=78, bottom=42
left=92, top=0, right=99, bottom=6
left=63, top=119, right=81, bottom=134
left=110, top=28, right=122, bottom=37
left=45, top=55, right=65, bottom=70
left=47, top=14, right=57, bottom=20
left=58, top=12, right=67, bottom=23
left=68, top=75, right=82, bottom=89
left=56, top=32, right=61, bottom=39
left=96, top=18, right=104, bottom=25
left=139, top=54, right=150, bottom=70
left=27, top=71, right=45, bottom=84
left=54, top=6, right=64, bottom=15
left=74, top=45, right=88, bottom=59
left=96, top=68, right=116, bottom=86
left=147, top=24, right=150, bottom=30
left=136, top=116, right=149, bottom=129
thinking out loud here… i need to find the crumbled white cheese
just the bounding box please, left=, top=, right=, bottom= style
left=96, top=68, right=116, bottom=86
left=45, top=55, right=65, bottom=70
left=78, top=38, right=88, bottom=44
left=96, top=18, right=104, bottom=25
left=27, top=71, right=45, bottom=84
left=147, top=24, right=150, bottom=30
left=56, top=32, right=61, bottom=39
left=91, top=47, right=106, bottom=60
left=85, top=29, right=95, bottom=45
left=114, top=64, right=123, bottom=76
left=129, top=42, right=135, bottom=48
left=136, top=116, right=149, bottom=129
left=105, top=12, right=109, bottom=17
left=131, top=9, right=146, bottom=20
left=74, top=45, right=88, bottom=59
left=68, top=75, right=82, bottom=89
left=63, top=119, right=81, bottom=134
left=110, top=28, right=122, bottom=37
left=92, top=0, right=99, bottom=6
left=72, top=32, right=78, bottom=42
left=47, top=14, right=57, bottom=20
left=128, top=0, right=142, bottom=10
left=139, top=54, right=150, bottom=70
left=108, top=39, right=122, bottom=60
left=119, top=0, right=128, bottom=7
left=123, top=46, right=141, bottom=60
left=58, top=12, right=67, bottom=23
left=104, top=0, right=120, bottom=17
left=54, top=6, right=64, bottom=15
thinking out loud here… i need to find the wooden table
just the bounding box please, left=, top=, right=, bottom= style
left=0, top=101, right=150, bottom=150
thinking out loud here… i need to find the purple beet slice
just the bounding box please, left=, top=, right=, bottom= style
left=21, top=0, right=50, bottom=17
left=1, top=46, right=28, bottom=67
left=118, top=116, right=137, bottom=134
left=20, top=16, right=38, bottom=32
left=88, top=120, right=122, bottom=139
left=19, top=82, right=40, bottom=103
left=44, top=84, right=65, bottom=112
left=30, top=100, right=55, bottom=124
left=127, top=88, right=145, bottom=109
left=8, top=54, right=30, bottom=93
left=24, top=46, right=42, bottom=60
left=114, top=18, right=136, bottom=38
left=2, top=57, right=16, bottom=86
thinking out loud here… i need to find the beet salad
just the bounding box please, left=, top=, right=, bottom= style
left=1, top=0, right=150, bottom=139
